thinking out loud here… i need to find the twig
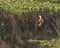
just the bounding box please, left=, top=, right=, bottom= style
left=51, top=23, right=60, bottom=36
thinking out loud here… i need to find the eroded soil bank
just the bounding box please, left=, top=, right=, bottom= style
left=0, top=11, right=60, bottom=48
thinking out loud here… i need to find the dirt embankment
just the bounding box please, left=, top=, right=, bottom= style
left=0, top=11, right=60, bottom=48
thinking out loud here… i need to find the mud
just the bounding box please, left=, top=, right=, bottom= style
left=0, top=11, right=60, bottom=48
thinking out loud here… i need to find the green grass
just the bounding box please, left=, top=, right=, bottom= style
left=0, top=0, right=60, bottom=15
left=28, top=38, right=60, bottom=48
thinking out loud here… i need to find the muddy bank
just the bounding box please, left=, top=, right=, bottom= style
left=0, top=11, right=60, bottom=48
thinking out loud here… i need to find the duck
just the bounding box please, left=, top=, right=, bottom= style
left=37, top=15, right=44, bottom=26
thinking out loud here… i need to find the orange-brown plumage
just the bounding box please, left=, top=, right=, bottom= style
left=37, top=15, right=44, bottom=26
